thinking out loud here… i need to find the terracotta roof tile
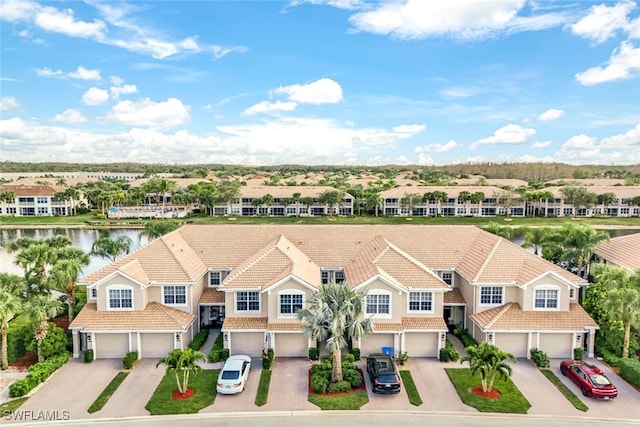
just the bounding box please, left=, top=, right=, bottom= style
left=372, top=322, right=403, bottom=332
left=470, top=303, right=598, bottom=331
left=401, top=317, right=448, bottom=330
left=596, top=233, right=640, bottom=271
left=444, top=287, right=466, bottom=304
left=69, top=302, right=195, bottom=331
left=199, top=287, right=225, bottom=304
left=222, top=317, right=268, bottom=330
left=267, top=322, right=304, bottom=332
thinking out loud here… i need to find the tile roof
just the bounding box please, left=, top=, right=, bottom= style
left=222, top=317, right=268, bottom=330
left=595, top=232, right=640, bottom=271
left=443, top=287, right=465, bottom=304
left=401, top=317, right=448, bottom=330
left=470, top=303, right=598, bottom=331
left=267, top=322, right=305, bottom=332
left=69, top=302, right=195, bottom=331
left=199, top=287, right=225, bottom=304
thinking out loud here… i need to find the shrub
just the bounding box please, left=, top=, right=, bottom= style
left=452, top=325, right=478, bottom=348
left=618, top=358, right=640, bottom=387
left=9, top=353, right=69, bottom=398
left=343, top=368, right=362, bottom=388
left=26, top=323, right=67, bottom=359
left=311, top=375, right=328, bottom=394
left=439, top=347, right=450, bottom=362
left=397, top=352, right=409, bottom=366
left=308, top=347, right=319, bottom=361
left=530, top=348, right=550, bottom=368
left=220, top=349, right=230, bottom=361
left=262, top=348, right=275, bottom=370
left=320, top=354, right=332, bottom=363
left=573, top=347, right=584, bottom=361
left=188, top=329, right=209, bottom=351
left=344, top=352, right=355, bottom=363
left=6, top=314, right=33, bottom=364
left=444, top=339, right=460, bottom=362
left=207, top=333, right=224, bottom=362
left=327, top=380, right=351, bottom=393
left=310, top=362, right=332, bottom=377
left=122, top=351, right=138, bottom=369
left=9, top=378, right=37, bottom=398
left=350, top=347, right=361, bottom=361
left=84, top=349, right=94, bottom=363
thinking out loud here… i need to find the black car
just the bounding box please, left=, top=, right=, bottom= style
left=366, top=353, right=401, bottom=394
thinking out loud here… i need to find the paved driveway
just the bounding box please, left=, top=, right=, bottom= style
left=200, top=357, right=264, bottom=413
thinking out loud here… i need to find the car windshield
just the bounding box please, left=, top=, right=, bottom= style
left=221, top=370, right=240, bottom=380
left=377, top=373, right=398, bottom=383
left=589, top=374, right=611, bottom=386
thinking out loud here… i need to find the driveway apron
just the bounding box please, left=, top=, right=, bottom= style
left=95, top=358, right=166, bottom=418
left=259, top=358, right=316, bottom=411
left=200, top=357, right=261, bottom=413
left=3, top=358, right=121, bottom=423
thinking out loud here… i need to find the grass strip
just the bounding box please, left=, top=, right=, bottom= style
left=539, top=368, right=589, bottom=412
left=308, top=389, right=369, bottom=410
left=0, top=397, right=29, bottom=415
left=445, top=368, right=531, bottom=414
left=145, top=369, right=218, bottom=415
left=254, top=368, right=272, bottom=406
left=88, top=371, right=129, bottom=414
left=399, top=370, right=422, bottom=406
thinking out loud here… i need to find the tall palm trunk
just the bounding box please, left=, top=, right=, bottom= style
left=332, top=349, right=343, bottom=382
left=35, top=320, right=48, bottom=362
left=1, top=326, right=9, bottom=370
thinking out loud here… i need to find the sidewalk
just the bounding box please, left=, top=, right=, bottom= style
left=0, top=370, right=28, bottom=404
left=197, top=328, right=224, bottom=370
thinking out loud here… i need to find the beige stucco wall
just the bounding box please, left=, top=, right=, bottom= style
left=267, top=279, right=310, bottom=323
left=361, top=279, right=405, bottom=323
left=521, top=275, right=571, bottom=311
left=190, top=274, right=207, bottom=312
left=97, top=275, right=145, bottom=311
left=225, top=290, right=267, bottom=317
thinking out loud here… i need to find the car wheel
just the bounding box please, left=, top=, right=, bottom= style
left=560, top=366, right=567, bottom=376
left=581, top=386, right=589, bottom=397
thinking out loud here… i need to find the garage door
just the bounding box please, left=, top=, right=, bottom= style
left=275, top=333, right=308, bottom=357
left=141, top=333, right=174, bottom=358
left=495, top=333, right=529, bottom=358
left=360, top=333, right=394, bottom=357
left=95, top=333, right=129, bottom=359
left=404, top=332, right=438, bottom=357
left=539, top=333, right=572, bottom=358
left=230, top=332, right=264, bottom=357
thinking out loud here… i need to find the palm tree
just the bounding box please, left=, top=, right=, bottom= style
left=597, top=192, right=617, bottom=216
left=26, top=293, right=63, bottom=362
left=521, top=227, right=553, bottom=256
left=47, top=248, right=90, bottom=323
left=297, top=282, right=373, bottom=383
left=90, top=236, right=133, bottom=262
left=0, top=290, right=22, bottom=370
left=591, top=264, right=640, bottom=358
left=141, top=220, right=180, bottom=240
left=366, top=192, right=384, bottom=217
left=431, top=190, right=448, bottom=217
left=318, top=189, right=345, bottom=218
left=482, top=222, right=514, bottom=240
left=156, top=348, right=206, bottom=395
left=292, top=192, right=302, bottom=217
left=559, top=223, right=609, bottom=278
left=261, top=194, right=274, bottom=216
left=460, top=342, right=516, bottom=393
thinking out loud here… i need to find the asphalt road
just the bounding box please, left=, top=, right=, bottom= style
left=3, top=411, right=639, bottom=427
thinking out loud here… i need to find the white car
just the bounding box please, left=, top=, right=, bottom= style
left=216, top=355, right=252, bottom=394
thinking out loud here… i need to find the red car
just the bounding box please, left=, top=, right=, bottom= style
left=560, top=360, right=618, bottom=399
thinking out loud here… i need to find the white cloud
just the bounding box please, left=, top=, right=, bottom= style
left=289, top=0, right=365, bottom=10
left=347, top=0, right=566, bottom=41
left=0, top=0, right=38, bottom=22
left=36, top=66, right=102, bottom=81
left=571, top=1, right=635, bottom=44
left=272, top=78, right=343, bottom=104
left=104, top=98, right=190, bottom=129
left=538, top=108, right=565, bottom=121
left=600, top=123, right=640, bottom=148
left=532, top=140, right=552, bottom=148
left=415, top=140, right=459, bottom=153
left=242, top=101, right=298, bottom=116
left=109, top=78, right=138, bottom=99
left=392, top=124, right=426, bottom=134
left=417, top=153, right=436, bottom=165
left=439, top=86, right=483, bottom=99
left=575, top=41, right=640, bottom=85
left=51, top=109, right=87, bottom=124
left=81, top=87, right=109, bottom=106
left=472, top=124, right=536, bottom=148
left=35, top=5, right=106, bottom=38
left=563, top=134, right=598, bottom=149
left=0, top=96, right=21, bottom=111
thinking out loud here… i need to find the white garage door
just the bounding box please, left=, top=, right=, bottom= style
left=275, top=333, right=308, bottom=358
left=404, top=332, right=438, bottom=357
left=539, top=333, right=572, bottom=359
left=230, top=332, right=264, bottom=357
left=361, top=333, right=394, bottom=357
left=495, top=333, right=529, bottom=358
left=95, top=333, right=129, bottom=359
left=141, top=333, right=174, bottom=358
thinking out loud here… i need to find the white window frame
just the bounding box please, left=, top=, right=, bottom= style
left=106, top=285, right=134, bottom=311
left=235, top=291, right=260, bottom=313
left=479, top=286, right=503, bottom=305
left=321, top=269, right=345, bottom=284
left=441, top=272, right=453, bottom=286
left=278, top=290, right=304, bottom=317
left=209, top=270, right=231, bottom=287
left=163, top=285, right=187, bottom=306
left=408, top=291, right=433, bottom=313
left=366, top=290, right=391, bottom=318
left=90, top=287, right=97, bottom=299
left=533, top=285, right=560, bottom=310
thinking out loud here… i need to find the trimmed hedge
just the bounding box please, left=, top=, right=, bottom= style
left=308, top=347, right=319, bottom=361
left=122, top=351, right=138, bottom=369
left=188, top=329, right=209, bottom=351
left=84, top=349, right=94, bottom=363
left=207, top=333, right=224, bottom=363
left=4, top=314, right=32, bottom=364
left=618, top=358, right=640, bottom=388
left=350, top=347, right=361, bottom=361
left=262, top=348, right=275, bottom=370
left=452, top=325, right=478, bottom=348
left=530, top=348, right=550, bottom=368
left=9, top=353, right=69, bottom=398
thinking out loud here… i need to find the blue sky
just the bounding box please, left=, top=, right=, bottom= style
left=1, top=0, right=639, bottom=166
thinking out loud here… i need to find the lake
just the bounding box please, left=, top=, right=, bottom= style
left=1, top=226, right=638, bottom=276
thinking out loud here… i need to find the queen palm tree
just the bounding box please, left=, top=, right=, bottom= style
left=297, top=282, right=373, bottom=383
left=48, top=248, right=90, bottom=323
left=366, top=192, right=384, bottom=217
left=26, top=293, right=63, bottom=362
left=0, top=290, right=22, bottom=370
left=156, top=348, right=206, bottom=395
left=460, top=342, right=516, bottom=393
left=90, top=236, right=133, bottom=262
left=521, top=226, right=554, bottom=256
left=559, top=223, right=609, bottom=278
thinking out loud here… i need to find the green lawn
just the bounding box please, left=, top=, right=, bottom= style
left=308, top=389, right=369, bottom=410
left=88, top=371, right=129, bottom=414
left=0, top=397, right=28, bottom=415
left=399, top=370, right=422, bottom=406
left=540, top=368, right=589, bottom=412
left=255, top=368, right=271, bottom=406
left=445, top=368, right=531, bottom=414
left=145, top=369, right=218, bottom=415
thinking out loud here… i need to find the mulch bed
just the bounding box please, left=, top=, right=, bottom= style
left=470, top=385, right=501, bottom=399
left=172, top=388, right=196, bottom=400
left=11, top=351, right=38, bottom=372
left=51, top=316, right=70, bottom=333
left=308, top=368, right=366, bottom=396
